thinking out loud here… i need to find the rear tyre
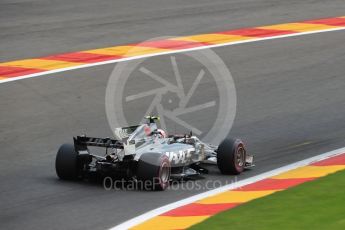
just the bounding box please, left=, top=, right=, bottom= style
left=55, top=143, right=81, bottom=180
left=136, top=153, right=171, bottom=191
left=217, top=138, right=246, bottom=175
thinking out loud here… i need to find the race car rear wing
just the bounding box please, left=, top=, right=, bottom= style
left=73, top=135, right=123, bottom=151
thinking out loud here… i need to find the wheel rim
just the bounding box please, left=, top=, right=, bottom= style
left=236, top=146, right=245, bottom=167
left=159, top=161, right=170, bottom=184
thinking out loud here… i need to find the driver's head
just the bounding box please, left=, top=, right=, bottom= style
left=157, top=129, right=167, bottom=138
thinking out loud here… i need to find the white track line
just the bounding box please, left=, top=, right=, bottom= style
left=110, top=147, right=345, bottom=230
left=1, top=27, right=345, bottom=85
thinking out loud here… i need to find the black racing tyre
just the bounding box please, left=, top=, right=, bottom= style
left=136, top=153, right=171, bottom=191
left=55, top=143, right=81, bottom=180
left=217, top=138, right=246, bottom=175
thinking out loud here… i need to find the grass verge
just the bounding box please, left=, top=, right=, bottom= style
left=190, top=170, right=345, bottom=230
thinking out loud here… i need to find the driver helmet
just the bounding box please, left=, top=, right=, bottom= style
left=157, top=129, right=167, bottom=138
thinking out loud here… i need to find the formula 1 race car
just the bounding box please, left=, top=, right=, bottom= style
left=55, top=116, right=254, bottom=190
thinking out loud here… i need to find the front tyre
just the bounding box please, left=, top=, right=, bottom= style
left=55, top=143, right=81, bottom=180
left=217, top=138, right=246, bottom=175
left=136, top=153, right=171, bottom=191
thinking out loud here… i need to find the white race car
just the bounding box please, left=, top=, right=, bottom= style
left=55, top=116, right=254, bottom=190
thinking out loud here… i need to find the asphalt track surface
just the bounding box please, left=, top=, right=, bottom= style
left=1, top=1, right=345, bottom=230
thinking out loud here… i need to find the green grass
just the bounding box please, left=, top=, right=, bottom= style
left=190, top=170, right=345, bottom=230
